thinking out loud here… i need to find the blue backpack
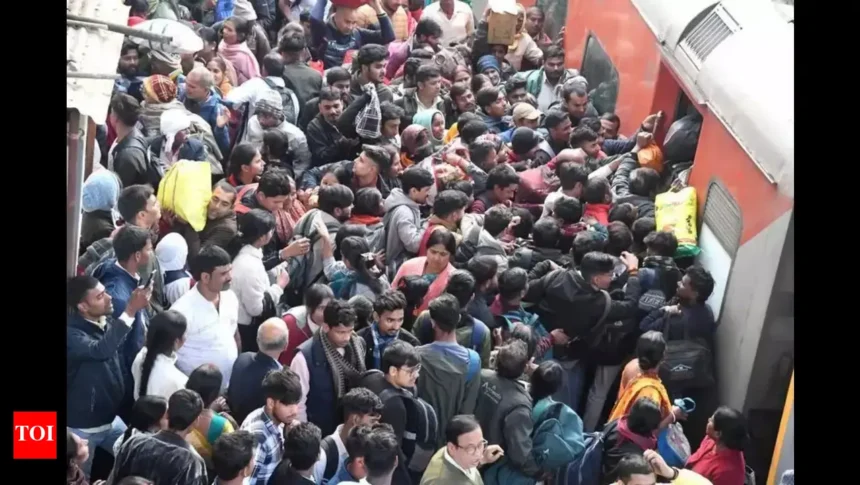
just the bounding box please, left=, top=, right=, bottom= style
left=497, top=308, right=553, bottom=362
left=554, top=432, right=605, bottom=485
left=469, top=317, right=489, bottom=353
left=483, top=398, right=585, bottom=485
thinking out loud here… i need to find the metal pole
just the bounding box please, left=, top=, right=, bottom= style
left=67, top=72, right=121, bottom=80
left=67, top=111, right=87, bottom=277
left=67, top=13, right=174, bottom=43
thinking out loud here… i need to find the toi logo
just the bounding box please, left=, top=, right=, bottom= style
left=12, top=412, right=57, bottom=459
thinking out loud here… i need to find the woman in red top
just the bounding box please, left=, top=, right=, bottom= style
left=686, top=406, right=748, bottom=485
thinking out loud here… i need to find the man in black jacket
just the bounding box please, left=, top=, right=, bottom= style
left=228, top=318, right=289, bottom=425
left=107, top=93, right=151, bottom=188
left=524, top=251, right=642, bottom=412
left=299, top=145, right=396, bottom=199
left=348, top=44, right=394, bottom=106
left=306, top=87, right=358, bottom=168
left=508, top=218, right=573, bottom=272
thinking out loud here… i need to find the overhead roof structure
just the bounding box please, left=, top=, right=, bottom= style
left=67, top=0, right=129, bottom=124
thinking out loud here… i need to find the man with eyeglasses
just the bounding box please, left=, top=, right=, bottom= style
left=313, top=387, right=383, bottom=483
left=420, top=414, right=504, bottom=485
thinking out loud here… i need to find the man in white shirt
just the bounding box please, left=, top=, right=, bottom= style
left=173, top=245, right=240, bottom=392
left=421, top=0, right=474, bottom=47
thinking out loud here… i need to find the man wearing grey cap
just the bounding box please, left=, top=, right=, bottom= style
left=243, top=89, right=312, bottom=178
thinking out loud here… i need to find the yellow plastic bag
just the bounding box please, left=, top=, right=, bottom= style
left=655, top=186, right=700, bottom=258
left=157, top=161, right=212, bottom=232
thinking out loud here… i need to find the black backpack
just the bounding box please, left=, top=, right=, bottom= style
left=659, top=319, right=715, bottom=389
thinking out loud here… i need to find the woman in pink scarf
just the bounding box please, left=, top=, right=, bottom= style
left=392, top=228, right=456, bottom=316
left=218, top=16, right=261, bottom=86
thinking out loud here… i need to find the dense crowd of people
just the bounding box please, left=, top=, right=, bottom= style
left=65, top=0, right=766, bottom=484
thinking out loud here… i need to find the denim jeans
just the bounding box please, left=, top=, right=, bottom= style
left=70, top=416, right=127, bottom=477
left=552, top=359, right=586, bottom=413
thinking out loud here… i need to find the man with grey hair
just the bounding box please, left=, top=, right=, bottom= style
left=227, top=317, right=289, bottom=424
left=180, top=65, right=231, bottom=154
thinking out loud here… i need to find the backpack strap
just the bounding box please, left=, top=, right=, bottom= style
left=470, top=318, right=487, bottom=353
left=466, top=349, right=481, bottom=383
left=206, top=414, right=228, bottom=445
left=520, top=247, right=534, bottom=269
left=321, top=435, right=340, bottom=480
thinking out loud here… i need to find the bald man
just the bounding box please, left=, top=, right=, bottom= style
left=227, top=318, right=289, bottom=425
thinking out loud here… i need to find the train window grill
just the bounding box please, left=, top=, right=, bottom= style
left=702, top=179, right=742, bottom=256
left=679, top=4, right=741, bottom=68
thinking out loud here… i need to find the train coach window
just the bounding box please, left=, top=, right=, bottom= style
left=580, top=33, right=619, bottom=115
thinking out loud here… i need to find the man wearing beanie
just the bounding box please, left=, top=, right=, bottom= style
left=509, top=127, right=542, bottom=171
left=243, top=89, right=312, bottom=179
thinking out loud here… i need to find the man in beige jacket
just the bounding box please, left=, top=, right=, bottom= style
left=420, top=415, right=504, bottom=485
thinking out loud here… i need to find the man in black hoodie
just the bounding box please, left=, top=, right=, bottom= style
left=107, top=93, right=152, bottom=188
left=306, top=87, right=357, bottom=168
left=509, top=218, right=573, bottom=271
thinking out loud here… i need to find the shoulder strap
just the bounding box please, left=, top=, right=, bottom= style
left=521, top=247, right=534, bottom=269
left=321, top=435, right=340, bottom=480
left=470, top=319, right=487, bottom=352
left=206, top=414, right=228, bottom=444
left=596, top=290, right=612, bottom=326
left=465, top=349, right=481, bottom=383
left=263, top=77, right=277, bottom=89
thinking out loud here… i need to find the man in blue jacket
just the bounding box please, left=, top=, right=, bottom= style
left=92, top=225, right=154, bottom=419
left=66, top=275, right=150, bottom=478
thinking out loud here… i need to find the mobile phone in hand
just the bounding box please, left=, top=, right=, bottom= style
left=139, top=271, right=154, bottom=289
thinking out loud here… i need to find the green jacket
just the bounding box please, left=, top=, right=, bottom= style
left=420, top=448, right=484, bottom=485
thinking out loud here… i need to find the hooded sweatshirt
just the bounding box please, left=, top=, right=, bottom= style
left=80, top=170, right=121, bottom=253
left=382, top=188, right=425, bottom=276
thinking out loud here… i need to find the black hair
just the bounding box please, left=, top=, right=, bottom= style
left=466, top=255, right=498, bottom=288
left=471, top=73, right=490, bottom=94
left=609, top=202, right=638, bottom=228
left=432, top=189, right=470, bottom=218
left=344, top=425, right=373, bottom=464
left=632, top=217, right=656, bottom=250
left=629, top=167, right=661, bottom=198
left=113, top=225, right=152, bottom=262
left=189, top=245, right=231, bottom=280
left=229, top=142, right=260, bottom=179
left=340, top=236, right=385, bottom=296
left=121, top=40, right=140, bottom=56
left=579, top=251, right=616, bottom=281
left=341, top=387, right=384, bottom=420
left=396, top=275, right=431, bottom=322
left=636, top=330, right=667, bottom=371
left=601, top=112, right=621, bottom=131
left=167, top=389, right=204, bottom=431
left=445, top=414, right=481, bottom=445
left=353, top=187, right=383, bottom=217
left=326, top=67, right=352, bottom=85
left=416, top=64, right=442, bottom=84
left=557, top=161, right=589, bottom=191
left=627, top=397, right=663, bottom=436
left=213, top=430, right=255, bottom=480
left=120, top=395, right=168, bottom=448
left=445, top=270, right=476, bottom=310
left=258, top=168, right=292, bottom=198
left=569, top=126, right=599, bottom=148
left=284, top=422, right=322, bottom=471
left=318, top=184, right=355, bottom=215
left=305, top=283, right=334, bottom=311
left=445, top=180, right=474, bottom=198
left=458, top=111, right=481, bottom=127
left=712, top=406, right=748, bottom=451
left=543, top=44, right=565, bottom=61
left=415, top=17, right=443, bottom=39
left=616, top=454, right=654, bottom=482
left=449, top=82, right=470, bottom=102
left=496, top=339, right=529, bottom=379
left=373, top=290, right=407, bottom=316
left=553, top=195, right=582, bottom=223
left=562, top=82, right=588, bottom=102
left=348, top=295, right=374, bottom=330
left=230, top=208, right=276, bottom=258
left=426, top=228, right=458, bottom=256
left=363, top=424, right=400, bottom=478
left=381, top=340, right=420, bottom=374
left=468, top=139, right=496, bottom=170
left=579, top=116, right=601, bottom=133
left=644, top=230, right=678, bottom=258
left=262, top=368, right=303, bottom=404
left=544, top=109, right=569, bottom=129
left=110, top=92, right=141, bottom=127
left=572, top=231, right=606, bottom=266
left=498, top=267, right=528, bottom=302
left=278, top=30, right=307, bottom=53
left=66, top=429, right=77, bottom=470
left=262, top=129, right=293, bottom=166
left=583, top=177, right=610, bottom=204
left=483, top=205, right=513, bottom=237
left=318, top=86, right=341, bottom=103
left=380, top=101, right=405, bottom=123
left=685, top=265, right=715, bottom=303
left=186, top=364, right=223, bottom=408
left=323, top=299, right=358, bottom=328
left=504, top=77, right=527, bottom=95
left=197, top=25, right=217, bottom=44
left=532, top=218, right=561, bottom=248
left=459, top=120, right=489, bottom=144
left=605, top=221, right=633, bottom=257
left=363, top=144, right=394, bottom=173
left=530, top=360, right=563, bottom=402
left=476, top=86, right=501, bottom=109
left=117, top=184, right=154, bottom=223
left=428, top=293, right=461, bottom=333
left=400, top=166, right=435, bottom=194
left=138, top=310, right=187, bottom=398
left=355, top=43, right=389, bottom=68
left=67, top=275, right=99, bottom=312
left=486, top=164, right=520, bottom=191
left=511, top=207, right=534, bottom=239
left=511, top=127, right=539, bottom=155
left=225, top=16, right=252, bottom=42
left=262, top=52, right=285, bottom=77
left=335, top=224, right=368, bottom=260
